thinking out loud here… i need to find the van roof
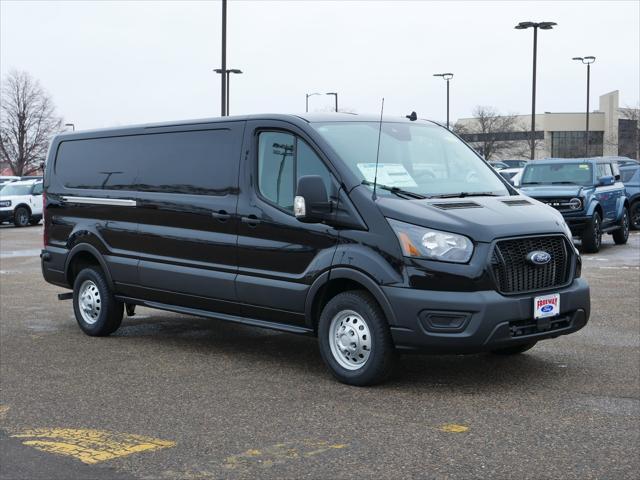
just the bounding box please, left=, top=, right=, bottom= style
left=52, top=113, right=440, bottom=140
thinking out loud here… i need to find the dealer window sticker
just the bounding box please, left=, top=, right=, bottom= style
left=357, top=163, right=418, bottom=188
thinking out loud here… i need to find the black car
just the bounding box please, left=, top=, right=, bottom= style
left=40, top=114, right=590, bottom=385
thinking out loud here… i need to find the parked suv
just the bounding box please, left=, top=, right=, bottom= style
left=0, top=179, right=44, bottom=226
left=621, top=164, right=640, bottom=229
left=40, top=114, right=590, bottom=385
left=519, top=158, right=629, bottom=253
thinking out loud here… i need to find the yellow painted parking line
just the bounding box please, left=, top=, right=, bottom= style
left=224, top=440, right=348, bottom=470
left=439, top=423, right=469, bottom=433
left=11, top=428, right=175, bottom=464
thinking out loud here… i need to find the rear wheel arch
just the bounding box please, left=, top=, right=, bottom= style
left=65, top=244, right=114, bottom=289
left=305, top=268, right=397, bottom=332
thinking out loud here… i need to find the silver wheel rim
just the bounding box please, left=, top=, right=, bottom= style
left=329, top=310, right=371, bottom=370
left=78, top=280, right=101, bottom=325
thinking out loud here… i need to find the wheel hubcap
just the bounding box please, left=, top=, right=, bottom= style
left=329, top=310, right=371, bottom=370
left=623, top=212, right=629, bottom=237
left=78, top=280, right=101, bottom=325
left=594, top=218, right=601, bottom=248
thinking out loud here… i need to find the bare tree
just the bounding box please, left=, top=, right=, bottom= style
left=511, top=123, right=545, bottom=159
left=453, top=106, right=518, bottom=160
left=0, top=70, right=63, bottom=176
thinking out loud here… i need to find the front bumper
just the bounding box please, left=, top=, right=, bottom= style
left=0, top=209, right=13, bottom=222
left=384, top=278, right=590, bottom=353
left=564, top=215, right=591, bottom=236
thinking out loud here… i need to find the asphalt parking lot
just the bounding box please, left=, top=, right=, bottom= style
left=1, top=225, right=638, bottom=480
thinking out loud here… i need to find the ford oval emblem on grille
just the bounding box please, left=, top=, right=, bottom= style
left=527, top=250, right=552, bottom=265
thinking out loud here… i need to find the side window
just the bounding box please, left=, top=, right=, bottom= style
left=297, top=139, right=333, bottom=196
left=258, top=132, right=334, bottom=213
left=32, top=183, right=43, bottom=195
left=597, top=163, right=612, bottom=178
left=258, top=132, right=295, bottom=210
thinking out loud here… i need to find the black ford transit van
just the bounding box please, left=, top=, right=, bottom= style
left=41, top=114, right=590, bottom=385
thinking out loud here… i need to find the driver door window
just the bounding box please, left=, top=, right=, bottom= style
left=258, top=132, right=333, bottom=213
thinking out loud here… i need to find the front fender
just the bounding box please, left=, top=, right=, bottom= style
left=304, top=267, right=400, bottom=330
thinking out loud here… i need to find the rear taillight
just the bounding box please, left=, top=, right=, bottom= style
left=43, top=191, right=49, bottom=246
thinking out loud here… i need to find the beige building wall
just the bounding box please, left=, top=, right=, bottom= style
left=455, top=90, right=622, bottom=160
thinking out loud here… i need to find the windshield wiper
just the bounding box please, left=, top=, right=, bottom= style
left=521, top=182, right=543, bottom=185
left=551, top=181, right=577, bottom=185
left=430, top=191, right=500, bottom=199
left=361, top=180, right=426, bottom=199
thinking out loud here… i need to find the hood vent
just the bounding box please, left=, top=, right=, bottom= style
left=502, top=199, right=532, bottom=206
left=431, top=201, right=482, bottom=210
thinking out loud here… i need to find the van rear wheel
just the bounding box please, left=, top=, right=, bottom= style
left=72, top=266, right=123, bottom=336
left=318, top=290, right=396, bottom=386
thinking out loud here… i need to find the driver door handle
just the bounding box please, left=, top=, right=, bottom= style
left=241, top=214, right=261, bottom=226
left=211, top=210, right=231, bottom=222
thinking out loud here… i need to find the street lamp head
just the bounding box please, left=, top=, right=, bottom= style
left=515, top=21, right=556, bottom=30
left=573, top=56, right=596, bottom=65
left=515, top=21, right=535, bottom=29
left=229, top=69, right=243, bottom=74
left=538, top=21, right=557, bottom=30
left=326, top=92, right=337, bottom=96
left=434, top=73, right=453, bottom=80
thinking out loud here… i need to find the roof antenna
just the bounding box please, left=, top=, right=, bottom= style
left=406, top=111, right=417, bottom=121
left=372, top=98, right=384, bottom=200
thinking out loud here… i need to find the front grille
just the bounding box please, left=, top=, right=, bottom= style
left=537, top=197, right=580, bottom=212
left=491, top=235, right=572, bottom=294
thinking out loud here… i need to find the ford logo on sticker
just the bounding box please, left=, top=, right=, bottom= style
left=526, top=250, right=552, bottom=266
left=541, top=305, right=554, bottom=313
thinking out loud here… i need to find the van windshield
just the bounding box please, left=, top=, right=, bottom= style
left=521, top=163, right=593, bottom=186
left=311, top=121, right=509, bottom=198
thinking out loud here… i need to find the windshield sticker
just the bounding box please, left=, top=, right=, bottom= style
left=579, top=164, right=589, bottom=170
left=357, top=163, right=418, bottom=188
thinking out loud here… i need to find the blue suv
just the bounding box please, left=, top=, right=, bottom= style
left=519, top=158, right=630, bottom=253
left=621, top=164, right=640, bottom=230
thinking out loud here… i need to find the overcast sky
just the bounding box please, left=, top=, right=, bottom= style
left=1, top=0, right=638, bottom=130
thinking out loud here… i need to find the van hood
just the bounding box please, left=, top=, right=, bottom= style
left=376, top=195, right=567, bottom=243
left=518, top=185, right=588, bottom=197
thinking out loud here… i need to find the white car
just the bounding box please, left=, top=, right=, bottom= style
left=0, top=176, right=20, bottom=190
left=0, top=179, right=44, bottom=227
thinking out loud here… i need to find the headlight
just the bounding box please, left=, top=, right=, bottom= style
left=569, top=197, right=582, bottom=210
left=0, top=200, right=11, bottom=207
left=387, top=218, right=474, bottom=263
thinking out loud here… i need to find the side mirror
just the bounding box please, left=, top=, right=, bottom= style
left=598, top=175, right=615, bottom=186
left=294, top=175, right=331, bottom=223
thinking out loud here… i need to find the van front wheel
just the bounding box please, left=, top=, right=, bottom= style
left=72, top=267, right=123, bottom=336
left=318, top=290, right=396, bottom=386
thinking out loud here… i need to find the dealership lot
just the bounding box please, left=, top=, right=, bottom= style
left=1, top=225, right=638, bottom=479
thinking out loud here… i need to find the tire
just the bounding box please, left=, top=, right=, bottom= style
left=491, top=341, right=537, bottom=355
left=612, top=207, right=630, bottom=245
left=72, top=266, right=123, bottom=336
left=581, top=211, right=602, bottom=253
left=630, top=201, right=640, bottom=230
left=29, top=216, right=41, bottom=225
left=13, top=206, right=30, bottom=227
left=317, top=290, right=396, bottom=386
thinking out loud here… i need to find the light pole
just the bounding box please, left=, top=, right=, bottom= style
left=515, top=21, right=557, bottom=160
left=64, top=123, right=75, bottom=131
left=220, top=0, right=227, bottom=116
left=573, top=56, right=596, bottom=156
left=326, top=92, right=338, bottom=112
left=215, top=68, right=243, bottom=115
left=433, top=73, right=454, bottom=129
left=305, top=93, right=321, bottom=113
